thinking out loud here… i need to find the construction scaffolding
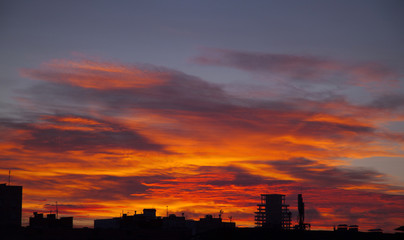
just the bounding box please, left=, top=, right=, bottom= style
left=255, top=194, right=291, bottom=230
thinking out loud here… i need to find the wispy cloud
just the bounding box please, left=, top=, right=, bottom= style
left=1, top=115, right=167, bottom=153
left=193, top=48, right=399, bottom=91
left=21, top=59, right=168, bottom=90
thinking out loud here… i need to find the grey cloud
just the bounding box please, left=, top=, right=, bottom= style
left=267, top=157, right=385, bottom=188
left=0, top=115, right=167, bottom=153
left=194, top=48, right=336, bottom=80
left=370, top=94, right=404, bottom=110
left=21, top=173, right=173, bottom=202
left=197, top=165, right=294, bottom=187
left=193, top=48, right=399, bottom=87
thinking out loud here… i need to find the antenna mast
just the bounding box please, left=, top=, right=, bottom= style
left=219, top=209, right=223, bottom=219
left=8, top=169, right=11, bottom=185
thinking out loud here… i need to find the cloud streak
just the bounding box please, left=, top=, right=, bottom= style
left=1, top=115, right=167, bottom=153
left=193, top=48, right=399, bottom=90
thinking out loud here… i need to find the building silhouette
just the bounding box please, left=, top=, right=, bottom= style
left=29, top=212, right=73, bottom=229
left=95, top=208, right=158, bottom=229
left=0, top=183, right=22, bottom=228
left=94, top=208, right=235, bottom=235
left=255, top=194, right=291, bottom=230
left=295, top=194, right=311, bottom=230
left=196, top=214, right=235, bottom=234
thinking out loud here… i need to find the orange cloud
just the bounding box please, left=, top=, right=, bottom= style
left=21, top=59, right=169, bottom=90
left=1, top=56, right=403, bottom=232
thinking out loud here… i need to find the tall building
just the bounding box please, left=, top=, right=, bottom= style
left=0, top=184, right=23, bottom=227
left=255, top=194, right=291, bottom=230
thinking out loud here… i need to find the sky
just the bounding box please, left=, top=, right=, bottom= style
left=1, top=0, right=404, bottom=232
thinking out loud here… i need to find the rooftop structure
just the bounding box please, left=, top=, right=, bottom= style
left=255, top=194, right=291, bottom=230
left=295, top=194, right=311, bottom=230
left=29, top=212, right=73, bottom=229
left=334, top=224, right=359, bottom=232
left=94, top=208, right=159, bottom=229
left=94, top=209, right=235, bottom=235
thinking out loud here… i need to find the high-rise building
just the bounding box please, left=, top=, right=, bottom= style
left=0, top=184, right=23, bottom=227
left=255, top=194, right=291, bottom=230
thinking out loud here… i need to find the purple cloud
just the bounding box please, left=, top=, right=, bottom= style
left=193, top=48, right=399, bottom=88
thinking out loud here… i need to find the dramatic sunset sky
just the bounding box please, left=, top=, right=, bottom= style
left=1, top=0, right=404, bottom=232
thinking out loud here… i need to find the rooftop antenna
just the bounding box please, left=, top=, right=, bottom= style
left=219, top=209, right=224, bottom=219
left=166, top=206, right=168, bottom=217
left=8, top=169, right=11, bottom=185
left=56, top=201, right=59, bottom=218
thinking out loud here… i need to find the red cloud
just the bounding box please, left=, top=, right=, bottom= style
left=1, top=56, right=403, bottom=232
left=21, top=59, right=169, bottom=90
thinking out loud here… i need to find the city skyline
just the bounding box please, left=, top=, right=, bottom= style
left=1, top=0, right=404, bottom=232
